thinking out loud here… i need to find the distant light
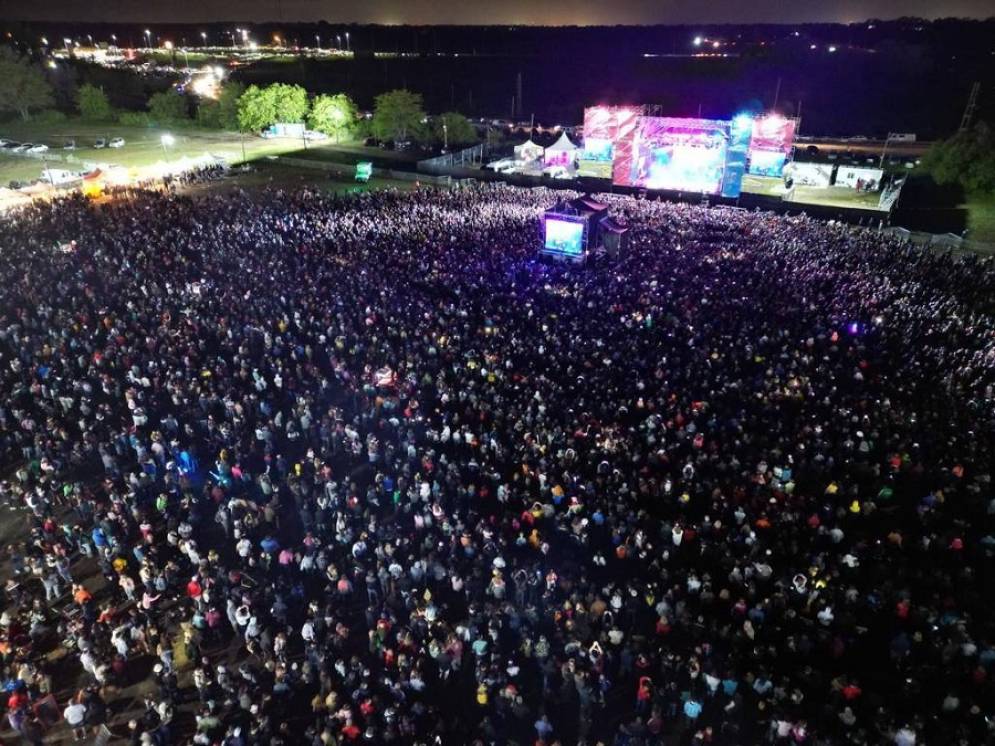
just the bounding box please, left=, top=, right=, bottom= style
left=828, top=45, right=837, bottom=53
left=733, top=114, right=754, bottom=129
left=161, top=134, right=176, bottom=146
left=214, top=65, right=225, bottom=78
left=693, top=36, right=703, bottom=46
left=847, top=322, right=860, bottom=335
left=793, top=31, right=800, bottom=37
left=164, top=40, right=174, bottom=50
left=810, top=44, right=818, bottom=50
left=712, top=41, right=720, bottom=49
left=48, top=60, right=57, bottom=69
left=41, top=37, right=48, bottom=45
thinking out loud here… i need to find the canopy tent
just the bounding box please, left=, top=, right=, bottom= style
left=543, top=132, right=579, bottom=167
left=514, top=139, right=544, bottom=163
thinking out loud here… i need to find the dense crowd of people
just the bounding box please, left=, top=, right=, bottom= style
left=1, top=183, right=994, bottom=746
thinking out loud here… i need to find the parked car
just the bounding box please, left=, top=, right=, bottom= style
left=63, top=140, right=77, bottom=150
left=108, top=138, right=125, bottom=148
left=1, top=141, right=20, bottom=150
left=0, top=138, right=11, bottom=147
left=26, top=144, right=49, bottom=153
left=303, top=130, right=328, bottom=141
left=94, top=138, right=107, bottom=149
left=12, top=143, right=33, bottom=153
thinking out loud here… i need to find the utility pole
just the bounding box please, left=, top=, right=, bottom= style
left=516, top=72, right=523, bottom=120
left=772, top=76, right=782, bottom=112
left=959, top=81, right=980, bottom=132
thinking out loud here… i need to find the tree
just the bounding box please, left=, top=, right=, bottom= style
left=76, top=84, right=113, bottom=121
left=216, top=81, right=245, bottom=130
left=237, top=84, right=276, bottom=132
left=148, top=89, right=189, bottom=124
left=372, top=89, right=426, bottom=143
left=268, top=83, right=309, bottom=124
left=433, top=112, right=478, bottom=148
left=0, top=47, right=55, bottom=121
left=196, top=81, right=244, bottom=130
left=308, top=93, right=359, bottom=142
left=921, top=122, right=995, bottom=196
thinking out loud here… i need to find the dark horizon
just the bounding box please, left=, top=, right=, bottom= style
left=0, top=0, right=992, bottom=26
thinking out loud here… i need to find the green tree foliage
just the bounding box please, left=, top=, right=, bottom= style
left=236, top=84, right=276, bottom=132
left=433, top=111, right=478, bottom=148
left=308, top=93, right=359, bottom=142
left=0, top=47, right=55, bottom=121
left=76, top=84, right=114, bottom=121
left=268, top=83, right=309, bottom=124
left=372, top=89, right=426, bottom=143
left=196, top=82, right=244, bottom=130
left=147, top=89, right=189, bottom=124
left=236, top=83, right=307, bottom=132
left=922, top=122, right=995, bottom=195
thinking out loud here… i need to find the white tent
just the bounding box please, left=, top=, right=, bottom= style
left=514, top=139, right=544, bottom=163
left=543, top=132, right=579, bottom=166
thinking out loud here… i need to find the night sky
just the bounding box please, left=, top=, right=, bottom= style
left=0, top=0, right=991, bottom=25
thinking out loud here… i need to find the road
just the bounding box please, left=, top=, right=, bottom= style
left=798, top=138, right=931, bottom=158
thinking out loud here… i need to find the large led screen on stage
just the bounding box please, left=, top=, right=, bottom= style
left=617, top=117, right=730, bottom=193
left=747, top=117, right=797, bottom=177
left=581, top=106, right=640, bottom=180
left=544, top=217, right=585, bottom=256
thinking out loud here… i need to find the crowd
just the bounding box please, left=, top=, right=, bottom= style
left=0, top=183, right=994, bottom=746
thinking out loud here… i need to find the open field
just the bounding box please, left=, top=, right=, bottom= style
left=179, top=161, right=418, bottom=196
left=0, top=120, right=419, bottom=187
left=742, top=173, right=883, bottom=211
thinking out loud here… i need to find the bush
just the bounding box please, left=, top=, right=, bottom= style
left=118, top=111, right=152, bottom=128
left=32, top=109, right=67, bottom=124
left=147, top=90, right=190, bottom=125
left=76, top=84, right=114, bottom=121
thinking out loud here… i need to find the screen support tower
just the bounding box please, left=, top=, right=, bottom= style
left=959, top=82, right=980, bottom=132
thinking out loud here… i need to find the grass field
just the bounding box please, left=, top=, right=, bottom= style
left=0, top=120, right=418, bottom=189
left=741, top=173, right=883, bottom=211
left=181, top=161, right=417, bottom=196
left=964, top=199, right=995, bottom=245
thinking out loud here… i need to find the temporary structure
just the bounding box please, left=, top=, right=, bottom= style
left=514, top=139, right=544, bottom=163
left=543, top=132, right=579, bottom=167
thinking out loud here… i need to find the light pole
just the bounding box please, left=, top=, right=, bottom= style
left=144, top=29, right=152, bottom=48
left=336, top=35, right=341, bottom=50
left=315, top=34, right=320, bottom=49
left=63, top=38, right=71, bottom=53
left=345, top=31, right=350, bottom=51
left=161, top=133, right=175, bottom=156
left=110, top=34, right=117, bottom=46
left=201, top=32, right=207, bottom=47
left=443, top=121, right=448, bottom=151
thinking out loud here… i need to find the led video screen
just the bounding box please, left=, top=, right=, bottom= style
left=582, top=137, right=614, bottom=162
left=620, top=117, right=730, bottom=193
left=748, top=117, right=796, bottom=177
left=544, top=217, right=585, bottom=256
left=747, top=149, right=788, bottom=178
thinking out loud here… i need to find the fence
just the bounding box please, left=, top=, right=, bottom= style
left=417, top=144, right=490, bottom=174
left=883, top=226, right=995, bottom=256
left=276, top=157, right=451, bottom=187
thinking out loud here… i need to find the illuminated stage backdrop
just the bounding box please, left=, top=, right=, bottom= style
left=620, top=117, right=731, bottom=194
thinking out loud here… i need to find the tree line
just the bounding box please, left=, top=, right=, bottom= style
left=0, top=46, right=479, bottom=149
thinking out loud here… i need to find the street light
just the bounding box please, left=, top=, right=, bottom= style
left=315, top=34, right=321, bottom=49
left=40, top=36, right=48, bottom=46
left=144, top=29, right=152, bottom=48
left=345, top=31, right=350, bottom=51
left=201, top=32, right=207, bottom=47
left=160, top=133, right=175, bottom=155
left=336, top=35, right=341, bottom=50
